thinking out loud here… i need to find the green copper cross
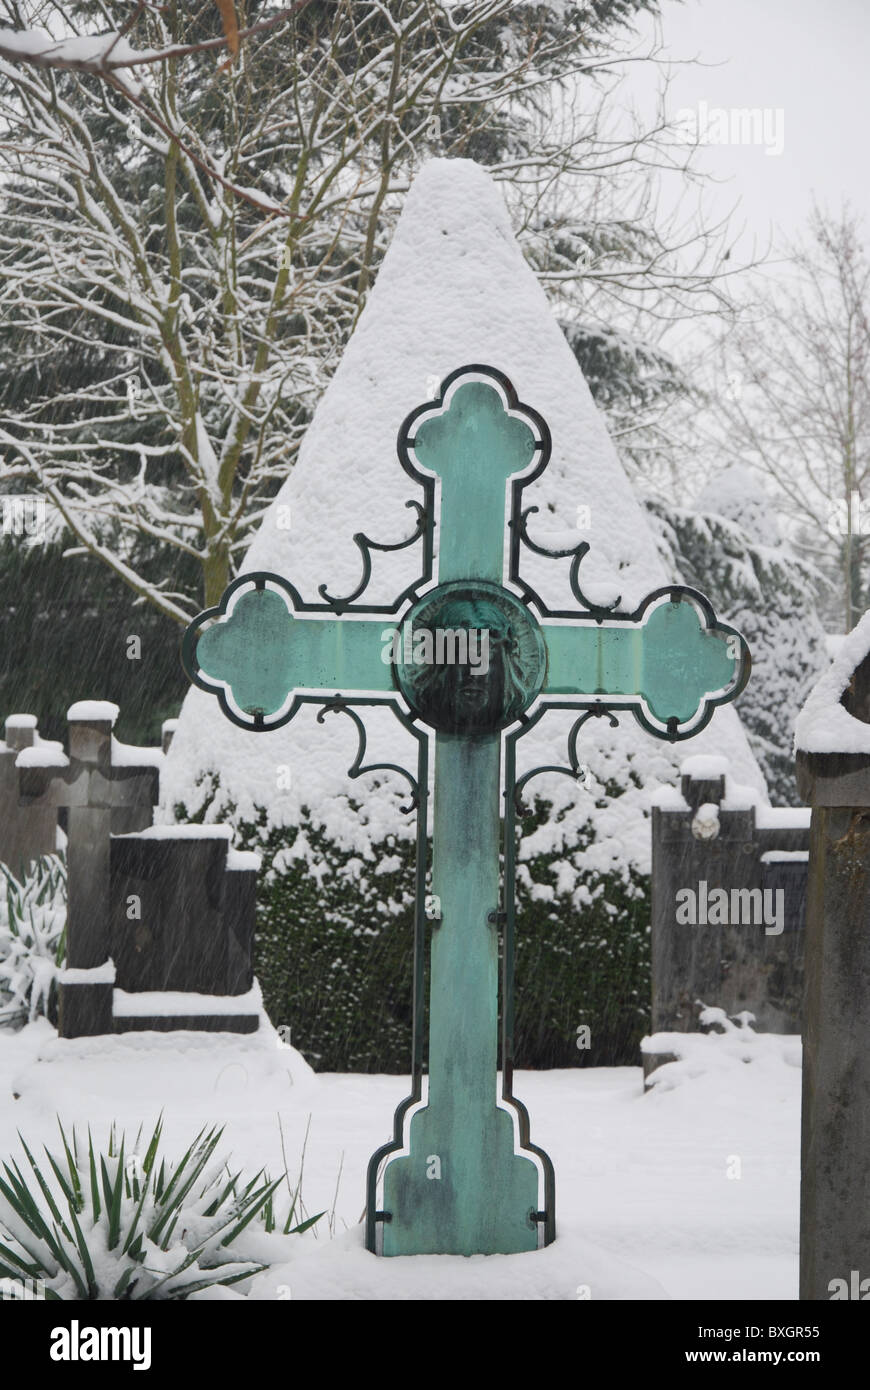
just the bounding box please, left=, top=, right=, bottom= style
left=181, top=365, right=750, bottom=1257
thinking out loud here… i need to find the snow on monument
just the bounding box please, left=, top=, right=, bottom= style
left=162, top=158, right=765, bottom=876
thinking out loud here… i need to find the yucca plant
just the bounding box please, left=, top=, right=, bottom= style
left=0, top=853, right=66, bottom=1028
left=0, top=1118, right=310, bottom=1300
left=262, top=1115, right=327, bottom=1238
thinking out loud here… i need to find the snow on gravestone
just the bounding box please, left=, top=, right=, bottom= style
left=161, top=158, right=765, bottom=895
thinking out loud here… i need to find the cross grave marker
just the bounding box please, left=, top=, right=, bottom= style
left=181, top=365, right=750, bottom=1256
left=16, top=701, right=161, bottom=1038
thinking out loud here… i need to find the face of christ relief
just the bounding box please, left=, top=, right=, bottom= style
left=395, top=584, right=547, bottom=736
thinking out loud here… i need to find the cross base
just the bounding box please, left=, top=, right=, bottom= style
left=381, top=1101, right=540, bottom=1256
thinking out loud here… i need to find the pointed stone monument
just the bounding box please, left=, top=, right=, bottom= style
left=163, top=157, right=764, bottom=864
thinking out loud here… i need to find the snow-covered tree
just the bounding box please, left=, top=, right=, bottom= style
left=645, top=465, right=830, bottom=805
left=1, top=0, right=736, bottom=618
left=712, top=205, right=870, bottom=633
left=562, top=315, right=695, bottom=491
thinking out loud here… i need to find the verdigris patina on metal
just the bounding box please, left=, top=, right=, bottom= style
left=181, top=365, right=750, bottom=1257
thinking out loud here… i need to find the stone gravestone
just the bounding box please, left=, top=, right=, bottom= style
left=795, top=614, right=870, bottom=1301
left=15, top=700, right=259, bottom=1037
left=16, top=701, right=161, bottom=1037
left=0, top=715, right=59, bottom=873
left=646, top=753, right=809, bottom=1078
left=110, top=826, right=259, bottom=1033
left=181, top=365, right=751, bottom=1256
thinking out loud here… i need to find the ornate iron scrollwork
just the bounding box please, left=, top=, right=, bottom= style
left=317, top=500, right=429, bottom=613
left=513, top=705, right=620, bottom=817
left=317, top=697, right=421, bottom=814
left=513, top=505, right=623, bottom=622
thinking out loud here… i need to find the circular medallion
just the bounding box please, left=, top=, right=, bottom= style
left=393, top=580, right=547, bottom=735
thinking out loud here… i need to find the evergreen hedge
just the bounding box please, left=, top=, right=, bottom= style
left=196, top=797, right=653, bottom=1074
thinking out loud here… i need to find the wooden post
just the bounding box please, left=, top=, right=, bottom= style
left=796, top=642, right=870, bottom=1300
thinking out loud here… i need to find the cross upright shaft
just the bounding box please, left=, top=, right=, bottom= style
left=380, top=377, right=545, bottom=1253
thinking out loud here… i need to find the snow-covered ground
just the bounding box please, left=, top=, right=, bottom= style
left=0, top=1018, right=800, bottom=1301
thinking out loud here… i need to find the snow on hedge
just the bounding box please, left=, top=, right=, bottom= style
left=161, top=158, right=765, bottom=876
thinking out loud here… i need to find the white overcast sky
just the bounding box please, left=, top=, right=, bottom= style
left=642, top=0, right=869, bottom=259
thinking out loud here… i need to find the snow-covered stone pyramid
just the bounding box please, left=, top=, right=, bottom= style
left=162, top=158, right=765, bottom=877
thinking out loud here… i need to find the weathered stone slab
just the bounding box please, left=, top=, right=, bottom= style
left=0, top=715, right=58, bottom=872
left=110, top=825, right=259, bottom=1032
left=649, top=755, right=808, bottom=1077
